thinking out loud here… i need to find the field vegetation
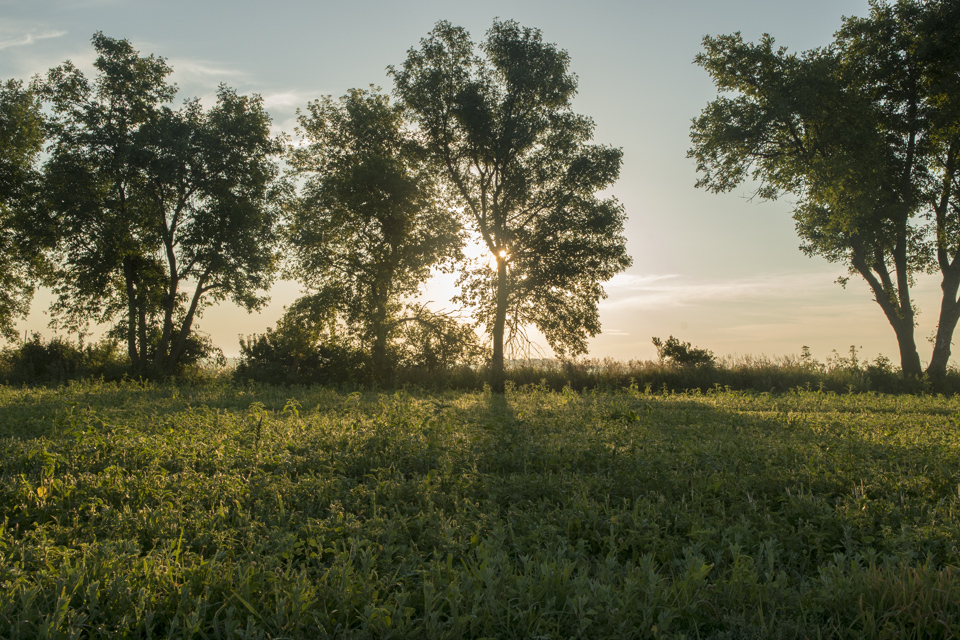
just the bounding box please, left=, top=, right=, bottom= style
left=1, top=379, right=959, bottom=638
left=7, top=332, right=960, bottom=396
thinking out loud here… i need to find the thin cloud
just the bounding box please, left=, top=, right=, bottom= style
left=603, top=329, right=631, bottom=336
left=261, top=91, right=311, bottom=110
left=602, top=271, right=843, bottom=310
left=0, top=28, right=67, bottom=50
left=168, top=57, right=248, bottom=87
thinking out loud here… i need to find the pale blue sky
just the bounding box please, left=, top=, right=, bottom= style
left=6, top=0, right=941, bottom=365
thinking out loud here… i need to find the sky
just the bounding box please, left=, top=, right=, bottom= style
left=3, top=0, right=947, bottom=366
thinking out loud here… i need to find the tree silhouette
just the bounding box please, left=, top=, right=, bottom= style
left=690, top=0, right=960, bottom=378
left=391, top=20, right=631, bottom=392
left=288, top=87, right=462, bottom=382
left=0, top=79, right=46, bottom=340
left=43, top=33, right=285, bottom=373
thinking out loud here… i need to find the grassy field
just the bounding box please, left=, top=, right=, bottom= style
left=1, top=380, right=959, bottom=639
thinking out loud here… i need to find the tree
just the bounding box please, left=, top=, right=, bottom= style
left=391, top=19, right=632, bottom=392
left=139, top=88, right=286, bottom=373
left=43, top=33, right=285, bottom=374
left=0, top=79, right=47, bottom=340
left=288, top=87, right=462, bottom=382
left=689, top=0, right=960, bottom=378
left=42, top=33, right=175, bottom=369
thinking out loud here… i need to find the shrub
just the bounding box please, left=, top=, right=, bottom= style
left=397, top=310, right=488, bottom=372
left=236, top=326, right=369, bottom=387
left=652, top=335, right=715, bottom=367
left=0, top=334, right=128, bottom=384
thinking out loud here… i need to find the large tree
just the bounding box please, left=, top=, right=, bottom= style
left=43, top=33, right=284, bottom=373
left=288, top=87, right=462, bottom=382
left=138, top=88, right=286, bottom=373
left=391, top=20, right=632, bottom=392
left=689, top=0, right=960, bottom=378
left=0, top=79, right=46, bottom=341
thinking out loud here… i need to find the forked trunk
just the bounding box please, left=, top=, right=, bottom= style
left=165, top=276, right=207, bottom=374
left=853, top=257, right=923, bottom=378
left=154, top=277, right=179, bottom=371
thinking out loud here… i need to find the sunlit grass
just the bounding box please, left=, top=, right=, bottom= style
left=1, top=380, right=958, bottom=637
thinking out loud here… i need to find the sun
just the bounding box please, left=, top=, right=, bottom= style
left=488, top=249, right=508, bottom=271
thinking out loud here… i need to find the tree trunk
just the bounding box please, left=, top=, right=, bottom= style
left=137, top=286, right=149, bottom=369
left=893, top=321, right=923, bottom=378
left=154, top=269, right=179, bottom=370
left=929, top=146, right=959, bottom=381
left=876, top=297, right=923, bottom=378
left=490, top=255, right=508, bottom=394
left=166, top=277, right=207, bottom=374
left=122, top=257, right=140, bottom=370
left=892, top=219, right=921, bottom=377
left=927, top=274, right=960, bottom=380
left=369, top=262, right=397, bottom=383
left=371, top=298, right=390, bottom=384
left=853, top=260, right=923, bottom=378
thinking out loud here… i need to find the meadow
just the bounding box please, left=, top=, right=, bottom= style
left=1, top=379, right=959, bottom=638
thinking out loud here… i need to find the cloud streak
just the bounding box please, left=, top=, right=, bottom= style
left=167, top=57, right=248, bottom=88
left=602, top=271, right=844, bottom=310
left=0, top=28, right=67, bottom=51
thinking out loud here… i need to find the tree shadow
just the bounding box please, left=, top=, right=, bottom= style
left=486, top=390, right=516, bottom=421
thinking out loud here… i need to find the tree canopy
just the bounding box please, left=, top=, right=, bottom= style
left=287, top=87, right=463, bottom=381
left=42, top=33, right=285, bottom=373
left=689, top=0, right=960, bottom=378
left=391, top=19, right=631, bottom=391
left=0, top=79, right=47, bottom=341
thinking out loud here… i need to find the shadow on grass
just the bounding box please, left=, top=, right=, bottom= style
left=455, top=389, right=960, bottom=571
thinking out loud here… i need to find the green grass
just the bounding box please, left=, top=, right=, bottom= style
left=1, top=379, right=959, bottom=638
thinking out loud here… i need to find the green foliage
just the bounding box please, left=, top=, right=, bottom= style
left=0, top=334, right=127, bottom=384
left=396, top=307, right=489, bottom=373
left=41, top=33, right=285, bottom=375
left=288, top=87, right=462, bottom=382
left=235, top=296, right=367, bottom=386
left=236, top=336, right=956, bottom=394
left=427, top=350, right=941, bottom=395
left=0, top=332, right=220, bottom=385
left=235, top=302, right=487, bottom=387
left=1, top=382, right=960, bottom=637
left=0, top=79, right=47, bottom=341
left=236, top=329, right=369, bottom=387
left=689, top=0, right=960, bottom=378
left=652, top=335, right=715, bottom=367
left=391, top=20, right=632, bottom=391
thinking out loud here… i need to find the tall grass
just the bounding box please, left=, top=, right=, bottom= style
left=5, top=334, right=957, bottom=395
left=400, top=349, right=947, bottom=394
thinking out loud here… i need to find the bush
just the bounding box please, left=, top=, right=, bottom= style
left=0, top=334, right=128, bottom=384
left=235, top=303, right=491, bottom=388
left=652, top=335, right=715, bottom=367
left=397, top=310, right=488, bottom=371
left=235, top=325, right=369, bottom=387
